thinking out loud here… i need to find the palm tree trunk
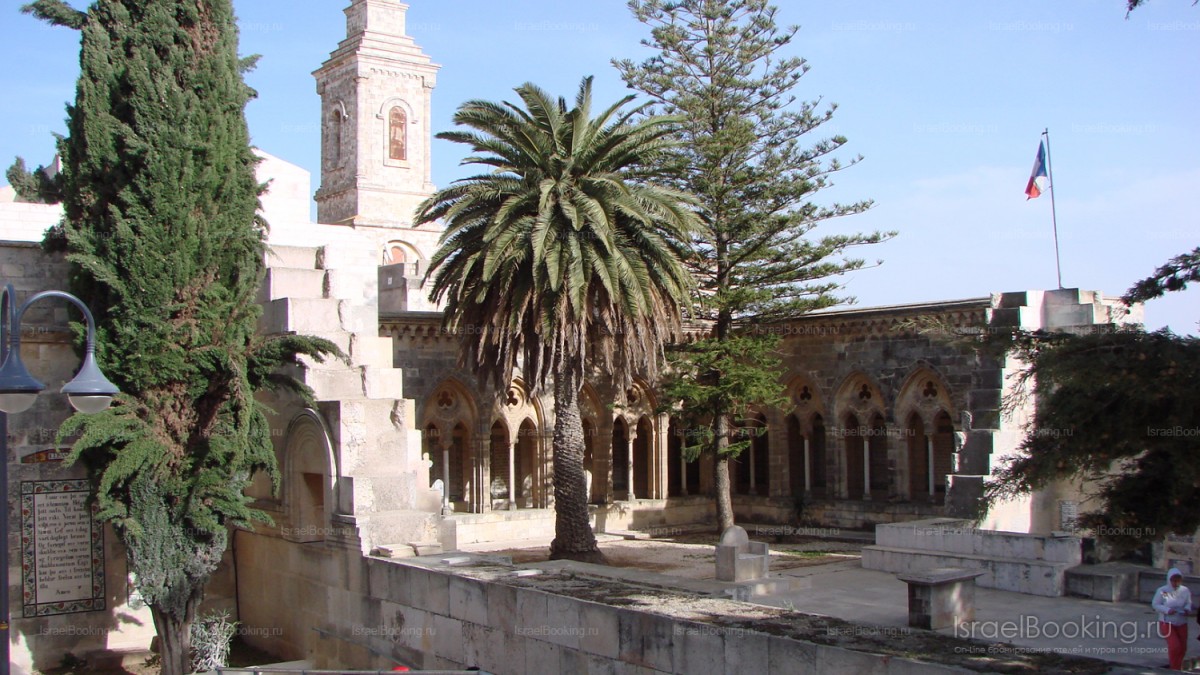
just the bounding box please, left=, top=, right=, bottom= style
left=549, top=357, right=606, bottom=563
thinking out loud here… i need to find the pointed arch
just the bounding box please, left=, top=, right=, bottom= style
left=895, top=366, right=958, bottom=503
left=833, top=372, right=886, bottom=500
left=784, top=373, right=826, bottom=499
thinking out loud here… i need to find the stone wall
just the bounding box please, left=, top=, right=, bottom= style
left=1, top=243, right=158, bottom=673
left=249, top=547, right=985, bottom=674
left=862, top=518, right=1083, bottom=597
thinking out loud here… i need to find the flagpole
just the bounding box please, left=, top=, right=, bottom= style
left=1042, top=128, right=1064, bottom=289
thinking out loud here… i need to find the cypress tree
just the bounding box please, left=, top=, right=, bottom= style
left=23, top=2, right=336, bottom=673
left=616, top=0, right=892, bottom=531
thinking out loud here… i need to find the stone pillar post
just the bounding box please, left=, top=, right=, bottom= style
left=926, top=435, right=935, bottom=497
left=862, top=444, right=871, bottom=501
left=508, top=437, right=517, bottom=510
left=803, top=437, right=812, bottom=493
left=628, top=427, right=637, bottom=500
left=440, top=441, right=453, bottom=515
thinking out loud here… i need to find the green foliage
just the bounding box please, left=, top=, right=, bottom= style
left=5, top=156, right=60, bottom=204
left=418, top=77, right=698, bottom=557
left=616, top=1, right=885, bottom=521
left=190, top=610, right=239, bottom=671
left=21, top=0, right=86, bottom=29
left=31, top=1, right=337, bottom=672
left=615, top=0, right=889, bottom=328
left=1123, top=246, right=1200, bottom=305
left=417, top=76, right=698, bottom=392
left=983, top=328, right=1200, bottom=551
left=659, top=334, right=788, bottom=460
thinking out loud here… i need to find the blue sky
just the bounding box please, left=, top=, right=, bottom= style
left=2, top=1, right=1196, bottom=333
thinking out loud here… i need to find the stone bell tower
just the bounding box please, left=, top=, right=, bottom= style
left=314, top=0, right=439, bottom=227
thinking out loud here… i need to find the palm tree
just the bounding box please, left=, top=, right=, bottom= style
left=416, top=77, right=697, bottom=562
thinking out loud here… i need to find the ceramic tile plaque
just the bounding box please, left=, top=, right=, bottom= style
left=21, top=479, right=105, bottom=616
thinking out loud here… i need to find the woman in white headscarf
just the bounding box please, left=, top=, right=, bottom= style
left=1153, top=568, right=1192, bottom=669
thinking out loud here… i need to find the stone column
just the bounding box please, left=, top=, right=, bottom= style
left=628, top=427, right=637, bottom=500
left=508, top=436, right=517, bottom=511
left=926, top=435, right=935, bottom=498
left=440, top=441, right=453, bottom=515
left=803, top=437, right=812, bottom=493
left=862, top=444, right=870, bottom=501
left=748, top=439, right=757, bottom=494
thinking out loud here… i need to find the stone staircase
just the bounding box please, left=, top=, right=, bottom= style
left=259, top=242, right=442, bottom=555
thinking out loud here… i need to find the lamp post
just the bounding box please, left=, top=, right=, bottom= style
left=0, top=283, right=119, bottom=675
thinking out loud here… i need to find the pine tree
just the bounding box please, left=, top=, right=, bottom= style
left=616, top=0, right=891, bottom=531
left=23, top=2, right=336, bottom=673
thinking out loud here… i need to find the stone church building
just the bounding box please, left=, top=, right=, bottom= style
left=0, top=0, right=1139, bottom=670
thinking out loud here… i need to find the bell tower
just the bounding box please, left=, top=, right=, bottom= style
left=313, top=0, right=439, bottom=227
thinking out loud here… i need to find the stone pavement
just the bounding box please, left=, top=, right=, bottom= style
left=473, top=534, right=1192, bottom=672
left=754, top=559, right=1192, bottom=672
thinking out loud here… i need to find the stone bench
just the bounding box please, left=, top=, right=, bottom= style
left=716, top=525, right=769, bottom=582
left=897, top=567, right=984, bottom=630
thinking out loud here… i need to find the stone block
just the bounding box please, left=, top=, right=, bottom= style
left=542, top=592, right=582, bottom=649
left=617, top=609, right=674, bottom=672
left=578, top=601, right=620, bottom=659
left=766, top=635, right=818, bottom=673
left=585, top=655, right=619, bottom=675
left=813, top=642, right=887, bottom=674
left=516, top=588, right=550, bottom=636
left=259, top=266, right=325, bottom=302
left=409, top=568, right=450, bottom=615
left=431, top=614, right=464, bottom=661
left=524, top=639, right=563, bottom=674
left=448, top=576, right=488, bottom=626
left=486, top=582, right=518, bottom=634
left=367, top=560, right=412, bottom=605
left=671, top=623, right=724, bottom=675
left=724, top=629, right=769, bottom=674
left=267, top=244, right=319, bottom=269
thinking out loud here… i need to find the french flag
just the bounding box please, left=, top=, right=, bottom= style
left=1025, top=141, right=1049, bottom=200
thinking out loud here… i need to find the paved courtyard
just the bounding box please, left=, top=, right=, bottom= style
left=476, top=533, right=1191, bottom=672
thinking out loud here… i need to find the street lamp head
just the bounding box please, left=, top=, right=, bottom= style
left=61, top=352, right=119, bottom=413
left=0, top=348, right=46, bottom=414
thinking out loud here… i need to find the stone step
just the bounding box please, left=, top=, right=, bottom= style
left=259, top=297, right=380, bottom=335
left=302, top=366, right=405, bottom=401
left=350, top=333, right=394, bottom=368
left=259, top=297, right=341, bottom=334
left=257, top=267, right=325, bottom=303
left=266, top=244, right=320, bottom=270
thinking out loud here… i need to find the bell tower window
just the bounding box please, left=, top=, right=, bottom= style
left=389, top=106, right=407, bottom=161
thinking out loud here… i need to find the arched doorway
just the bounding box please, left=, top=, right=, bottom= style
left=583, top=418, right=599, bottom=503
left=932, top=410, right=955, bottom=505
left=489, top=420, right=510, bottom=507
left=633, top=416, right=652, bottom=499
left=612, top=418, right=629, bottom=500
left=811, top=414, right=827, bottom=497
left=517, top=419, right=538, bottom=508
left=907, top=412, right=930, bottom=501
left=843, top=413, right=864, bottom=499
left=868, top=413, right=889, bottom=500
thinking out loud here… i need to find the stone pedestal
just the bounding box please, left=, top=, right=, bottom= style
left=897, top=567, right=984, bottom=630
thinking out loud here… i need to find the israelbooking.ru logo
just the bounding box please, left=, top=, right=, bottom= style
left=955, top=615, right=1148, bottom=644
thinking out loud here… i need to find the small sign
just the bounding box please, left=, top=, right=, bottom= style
left=21, top=480, right=106, bottom=617
left=20, top=449, right=70, bottom=464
